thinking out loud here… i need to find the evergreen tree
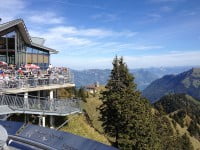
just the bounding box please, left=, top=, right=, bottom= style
left=78, top=87, right=87, bottom=102
left=100, top=56, right=160, bottom=149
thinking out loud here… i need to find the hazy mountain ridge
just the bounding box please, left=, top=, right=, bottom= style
left=143, top=68, right=200, bottom=103
left=72, top=66, right=194, bottom=90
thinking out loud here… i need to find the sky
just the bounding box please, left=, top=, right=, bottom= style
left=0, top=0, right=200, bottom=69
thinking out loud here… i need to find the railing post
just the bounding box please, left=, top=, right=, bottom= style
left=24, top=92, right=29, bottom=110
left=49, top=90, right=55, bottom=128
left=42, top=116, right=46, bottom=127
left=1, top=94, right=5, bottom=105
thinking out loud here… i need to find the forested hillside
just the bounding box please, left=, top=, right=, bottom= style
left=154, top=94, right=200, bottom=149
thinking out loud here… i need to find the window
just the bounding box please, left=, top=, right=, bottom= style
left=0, top=35, right=6, bottom=49
left=7, top=31, right=16, bottom=49
left=27, top=47, right=32, bottom=53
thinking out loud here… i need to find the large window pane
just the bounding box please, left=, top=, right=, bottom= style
left=7, top=31, right=15, bottom=49
left=0, top=35, right=6, bottom=49
left=27, top=47, right=32, bottom=53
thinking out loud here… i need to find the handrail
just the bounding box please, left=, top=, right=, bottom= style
left=0, top=94, right=81, bottom=115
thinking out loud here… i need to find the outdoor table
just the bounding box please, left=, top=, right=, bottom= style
left=44, top=74, right=50, bottom=77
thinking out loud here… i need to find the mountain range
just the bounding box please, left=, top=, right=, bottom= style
left=72, top=66, right=194, bottom=90
left=143, top=68, right=200, bottom=103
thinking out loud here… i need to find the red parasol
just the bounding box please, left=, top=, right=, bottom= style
left=0, top=61, right=8, bottom=67
left=25, top=64, right=40, bottom=69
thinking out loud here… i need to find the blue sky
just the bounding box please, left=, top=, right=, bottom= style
left=0, top=0, right=200, bottom=69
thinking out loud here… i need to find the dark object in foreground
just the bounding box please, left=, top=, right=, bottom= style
left=0, top=120, right=117, bottom=150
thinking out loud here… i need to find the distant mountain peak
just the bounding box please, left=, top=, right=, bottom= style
left=143, top=68, right=200, bottom=103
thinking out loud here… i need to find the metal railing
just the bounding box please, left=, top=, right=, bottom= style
left=0, top=94, right=81, bottom=115
left=0, top=75, right=74, bottom=91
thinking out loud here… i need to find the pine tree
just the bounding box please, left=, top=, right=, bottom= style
left=100, top=56, right=160, bottom=149
left=78, top=87, right=87, bottom=102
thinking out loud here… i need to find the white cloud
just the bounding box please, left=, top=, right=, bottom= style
left=96, top=43, right=163, bottom=53
left=131, top=45, right=163, bottom=50
left=63, top=37, right=93, bottom=46
left=53, top=0, right=104, bottom=9
left=125, top=51, right=200, bottom=68
left=0, top=0, right=26, bottom=22
left=51, top=51, right=200, bottom=69
left=28, top=12, right=64, bottom=24
left=48, top=26, right=137, bottom=37
left=29, top=25, right=138, bottom=54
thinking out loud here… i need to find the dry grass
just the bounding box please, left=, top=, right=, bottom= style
left=60, top=86, right=112, bottom=145
left=60, top=114, right=110, bottom=145
left=82, top=95, right=104, bottom=133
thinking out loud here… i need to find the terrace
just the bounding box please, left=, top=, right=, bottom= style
left=0, top=66, right=75, bottom=94
left=0, top=65, right=81, bottom=120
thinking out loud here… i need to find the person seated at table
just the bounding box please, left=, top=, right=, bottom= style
left=29, top=69, right=33, bottom=76
left=47, top=68, right=52, bottom=75
left=0, top=69, right=3, bottom=75
left=18, top=68, right=23, bottom=76
left=49, top=64, right=53, bottom=70
left=0, top=74, right=3, bottom=79
left=37, top=70, right=41, bottom=77
left=4, top=74, right=9, bottom=85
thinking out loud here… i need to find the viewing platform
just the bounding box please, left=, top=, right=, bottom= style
left=0, top=67, right=75, bottom=94
left=0, top=94, right=81, bottom=116
left=0, top=77, right=75, bottom=94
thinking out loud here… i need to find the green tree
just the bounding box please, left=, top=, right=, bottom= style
left=100, top=56, right=160, bottom=149
left=76, top=87, right=87, bottom=102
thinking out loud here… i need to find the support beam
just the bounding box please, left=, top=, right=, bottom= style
left=50, top=116, right=54, bottom=129
left=37, top=91, right=40, bottom=100
left=49, top=90, right=54, bottom=111
left=49, top=90, right=54, bottom=128
left=42, top=116, right=45, bottom=127
left=24, top=92, right=29, bottom=109
left=24, top=114, right=29, bottom=124
left=49, top=90, right=53, bottom=100
left=38, top=116, right=42, bottom=126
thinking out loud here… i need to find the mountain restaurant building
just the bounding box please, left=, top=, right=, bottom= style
left=0, top=19, right=79, bottom=128
left=0, top=19, right=58, bottom=69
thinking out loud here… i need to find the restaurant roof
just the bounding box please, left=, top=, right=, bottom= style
left=0, top=19, right=58, bottom=54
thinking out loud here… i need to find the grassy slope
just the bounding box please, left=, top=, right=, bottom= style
left=60, top=87, right=200, bottom=148
left=60, top=114, right=110, bottom=145
left=60, top=86, right=111, bottom=145
left=82, top=90, right=104, bottom=134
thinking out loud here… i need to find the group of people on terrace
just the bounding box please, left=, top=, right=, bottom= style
left=0, top=63, right=53, bottom=79
left=0, top=61, right=71, bottom=89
